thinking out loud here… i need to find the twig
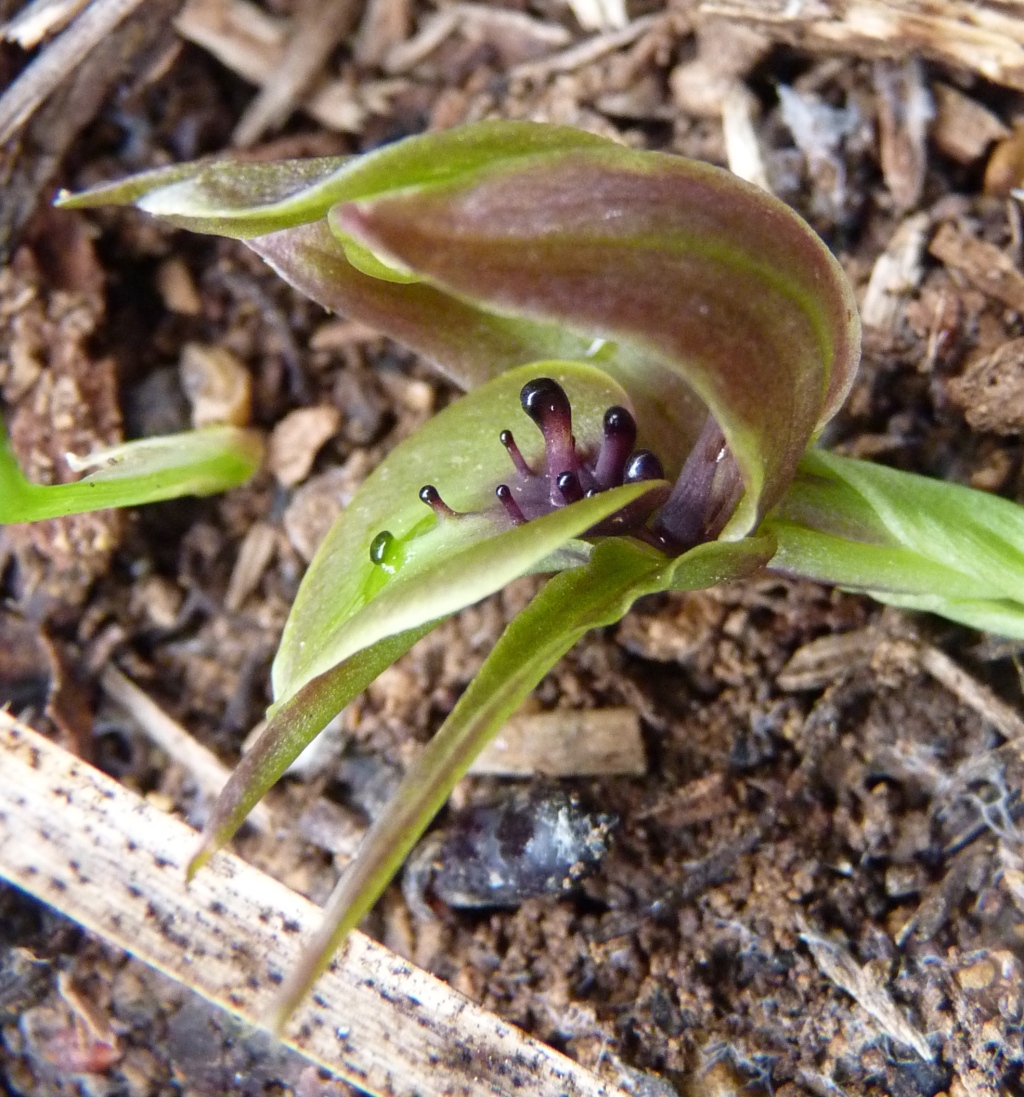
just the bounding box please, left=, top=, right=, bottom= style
left=916, top=644, right=1024, bottom=743
left=469, top=706, right=647, bottom=777
left=100, top=664, right=275, bottom=834
left=701, top=0, right=1024, bottom=93
left=2, top=0, right=91, bottom=47
left=800, top=927, right=933, bottom=1061
left=232, top=0, right=362, bottom=147
left=0, top=711, right=629, bottom=1097
left=0, top=0, right=151, bottom=143
left=175, top=0, right=403, bottom=134
left=510, top=13, right=662, bottom=81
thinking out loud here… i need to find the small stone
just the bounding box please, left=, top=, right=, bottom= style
left=178, top=343, right=252, bottom=428
left=155, top=258, right=202, bottom=316
left=268, top=405, right=341, bottom=488
left=282, top=458, right=370, bottom=562
left=956, top=957, right=996, bottom=991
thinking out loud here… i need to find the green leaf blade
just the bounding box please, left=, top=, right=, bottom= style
left=57, top=121, right=607, bottom=239
left=188, top=622, right=436, bottom=879
left=767, top=450, right=1024, bottom=635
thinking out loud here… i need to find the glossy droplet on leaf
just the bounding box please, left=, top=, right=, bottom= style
left=368, top=530, right=401, bottom=573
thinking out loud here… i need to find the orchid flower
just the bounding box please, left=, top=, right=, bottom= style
left=57, top=121, right=1024, bottom=1026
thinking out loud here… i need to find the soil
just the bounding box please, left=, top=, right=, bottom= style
left=3, top=3, right=1024, bottom=1095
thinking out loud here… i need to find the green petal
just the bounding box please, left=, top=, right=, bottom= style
left=251, top=220, right=615, bottom=393
left=271, top=361, right=660, bottom=709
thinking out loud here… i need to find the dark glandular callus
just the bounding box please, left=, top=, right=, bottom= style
left=408, top=377, right=738, bottom=557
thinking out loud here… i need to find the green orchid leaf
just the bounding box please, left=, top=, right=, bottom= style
left=269, top=530, right=776, bottom=1030
left=767, top=450, right=1024, bottom=636
left=0, top=420, right=262, bottom=522
left=188, top=621, right=436, bottom=879
left=271, top=360, right=660, bottom=710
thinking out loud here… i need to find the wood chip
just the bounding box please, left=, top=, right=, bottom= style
left=100, top=665, right=275, bottom=834
left=0, top=0, right=153, bottom=143
left=985, top=122, right=1024, bottom=197
left=383, top=3, right=570, bottom=75
left=0, top=712, right=628, bottom=1097
left=565, top=0, right=627, bottom=33
left=155, top=257, right=202, bottom=316
left=309, top=318, right=382, bottom=350
left=929, top=221, right=1024, bottom=313
left=510, top=14, right=662, bottom=82
left=175, top=0, right=287, bottom=83
left=670, top=16, right=770, bottom=118
left=778, top=628, right=880, bottom=692
left=176, top=0, right=403, bottom=134
left=722, top=84, right=769, bottom=190
left=179, top=343, right=252, bottom=428
left=931, top=82, right=1009, bottom=165
left=874, top=57, right=932, bottom=210
left=701, top=0, right=1024, bottom=93
left=382, top=7, right=459, bottom=73
left=947, top=336, right=1024, bottom=435
left=469, top=707, right=647, bottom=777
left=453, top=3, right=572, bottom=49
left=225, top=521, right=279, bottom=612
left=861, top=212, right=930, bottom=331
left=268, top=405, right=341, bottom=488
left=800, top=928, right=933, bottom=1061
left=352, top=0, right=412, bottom=67
left=2, top=0, right=91, bottom=47
left=1, top=1, right=178, bottom=259
left=232, top=0, right=362, bottom=147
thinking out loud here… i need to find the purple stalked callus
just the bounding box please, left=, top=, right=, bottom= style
left=419, top=484, right=460, bottom=520
left=402, top=378, right=743, bottom=558
left=520, top=378, right=577, bottom=492
left=496, top=484, right=526, bottom=525
left=555, top=470, right=584, bottom=505
left=593, top=406, right=637, bottom=489
left=499, top=430, right=533, bottom=479
left=623, top=450, right=664, bottom=484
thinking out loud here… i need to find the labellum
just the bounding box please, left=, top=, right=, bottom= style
left=384, top=376, right=742, bottom=562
